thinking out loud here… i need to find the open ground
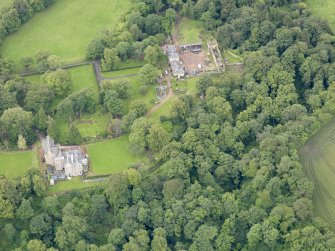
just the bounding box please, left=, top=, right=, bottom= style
left=0, top=0, right=133, bottom=66
left=299, top=118, right=335, bottom=231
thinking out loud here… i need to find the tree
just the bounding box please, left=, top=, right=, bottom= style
left=162, top=8, right=177, bottom=33
left=21, top=56, right=34, bottom=70
left=0, top=107, right=34, bottom=145
left=144, top=46, right=162, bottom=65
left=17, top=198, right=34, bottom=220
left=47, top=119, right=60, bottom=142
left=151, top=228, right=168, bottom=251
left=43, top=69, right=71, bottom=97
left=145, top=14, right=162, bottom=35
left=66, top=124, right=82, bottom=145
left=197, top=75, right=213, bottom=96
left=4, top=223, right=16, bottom=242
left=2, top=9, right=21, bottom=34
left=32, top=174, right=46, bottom=196
left=101, top=48, right=120, bottom=71
left=27, top=239, right=47, bottom=251
left=116, top=42, right=132, bottom=60
left=35, top=107, right=48, bottom=131
left=86, top=39, right=105, bottom=60
left=47, top=55, right=61, bottom=70
left=25, top=86, right=55, bottom=113
left=55, top=216, right=87, bottom=250
left=17, top=134, right=27, bottom=150
left=129, top=117, right=152, bottom=153
left=30, top=213, right=52, bottom=237
left=140, top=64, right=160, bottom=85
left=147, top=124, right=170, bottom=152
left=104, top=90, right=122, bottom=116
left=108, top=228, right=126, bottom=247
left=90, top=194, right=108, bottom=225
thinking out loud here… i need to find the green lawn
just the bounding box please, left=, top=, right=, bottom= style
left=48, top=176, right=103, bottom=194
left=299, top=117, right=335, bottom=231
left=102, top=67, right=141, bottom=79
left=0, top=0, right=133, bottom=66
left=0, top=0, right=12, bottom=9
left=70, top=64, right=98, bottom=93
left=173, top=18, right=202, bottom=44
left=0, top=149, right=37, bottom=179
left=87, top=135, right=147, bottom=175
left=305, top=0, right=335, bottom=29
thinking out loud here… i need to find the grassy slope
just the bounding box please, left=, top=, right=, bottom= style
left=0, top=149, right=37, bottom=179
left=0, top=0, right=132, bottom=64
left=305, top=0, right=335, bottom=29
left=87, top=135, right=147, bottom=175
left=299, top=117, right=335, bottom=231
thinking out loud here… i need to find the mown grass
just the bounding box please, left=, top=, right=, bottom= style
left=0, top=0, right=133, bottom=65
left=0, top=149, right=37, bottom=179
left=305, top=0, right=335, bottom=29
left=172, top=18, right=202, bottom=44
left=48, top=176, right=103, bottom=194
left=299, top=117, right=335, bottom=231
left=87, top=135, right=147, bottom=175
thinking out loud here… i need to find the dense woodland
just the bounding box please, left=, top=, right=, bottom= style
left=2, top=0, right=335, bottom=250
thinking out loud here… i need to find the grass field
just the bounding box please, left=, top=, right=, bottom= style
left=87, top=135, right=147, bottom=175
left=0, top=0, right=12, bottom=9
left=299, top=117, right=335, bottom=231
left=305, top=0, right=335, bottom=29
left=0, top=0, right=132, bottom=65
left=173, top=18, right=202, bottom=44
left=0, top=149, right=37, bottom=179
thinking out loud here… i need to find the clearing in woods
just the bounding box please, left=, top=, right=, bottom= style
left=0, top=0, right=133, bottom=65
left=299, top=117, right=335, bottom=231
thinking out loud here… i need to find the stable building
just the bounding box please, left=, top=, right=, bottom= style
left=180, top=43, right=202, bottom=53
